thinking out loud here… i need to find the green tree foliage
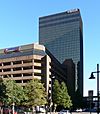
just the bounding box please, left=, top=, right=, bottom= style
left=0, top=78, right=7, bottom=103
left=53, top=80, right=61, bottom=105
left=60, top=82, right=72, bottom=108
left=0, top=78, right=47, bottom=108
left=3, top=79, right=24, bottom=106
left=24, top=79, right=47, bottom=107
left=53, top=80, right=72, bottom=109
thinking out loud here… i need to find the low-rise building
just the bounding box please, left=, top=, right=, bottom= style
left=0, top=43, right=67, bottom=107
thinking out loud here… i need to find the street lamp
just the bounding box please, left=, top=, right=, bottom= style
left=89, top=64, right=100, bottom=114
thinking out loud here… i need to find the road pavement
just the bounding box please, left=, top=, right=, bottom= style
left=49, top=112, right=97, bottom=114
left=23, top=112, right=98, bottom=114
left=72, top=112, right=97, bottom=114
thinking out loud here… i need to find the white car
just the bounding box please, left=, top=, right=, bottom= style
left=76, top=108, right=82, bottom=112
left=58, top=109, right=71, bottom=114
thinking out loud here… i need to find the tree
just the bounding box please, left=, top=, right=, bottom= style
left=24, top=79, right=47, bottom=113
left=53, top=80, right=72, bottom=111
left=53, top=80, right=61, bottom=106
left=3, top=79, right=24, bottom=106
left=0, top=77, right=47, bottom=114
left=0, top=78, right=7, bottom=105
left=60, top=82, right=72, bottom=108
left=13, top=82, right=25, bottom=106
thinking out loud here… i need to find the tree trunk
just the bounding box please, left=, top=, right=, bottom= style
left=54, top=104, right=57, bottom=112
left=0, top=107, right=3, bottom=114
left=32, top=106, right=35, bottom=114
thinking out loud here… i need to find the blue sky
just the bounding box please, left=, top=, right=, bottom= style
left=0, top=0, right=100, bottom=96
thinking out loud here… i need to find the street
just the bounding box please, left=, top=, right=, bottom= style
left=23, top=112, right=98, bottom=114
left=46, top=112, right=97, bottom=114
left=71, top=112, right=97, bottom=114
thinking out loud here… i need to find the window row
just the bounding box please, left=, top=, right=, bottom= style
left=0, top=59, right=42, bottom=66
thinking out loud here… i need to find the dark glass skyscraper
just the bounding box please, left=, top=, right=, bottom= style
left=39, top=9, right=83, bottom=96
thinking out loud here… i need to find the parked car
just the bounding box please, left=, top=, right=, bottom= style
left=58, top=109, right=71, bottom=114
left=36, top=106, right=45, bottom=113
left=76, top=108, right=82, bottom=112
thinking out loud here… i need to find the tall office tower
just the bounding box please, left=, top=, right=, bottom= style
left=39, top=9, right=83, bottom=96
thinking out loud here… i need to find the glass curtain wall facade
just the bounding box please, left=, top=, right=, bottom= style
left=39, top=9, right=83, bottom=96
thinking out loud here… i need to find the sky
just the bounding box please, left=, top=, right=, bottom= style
left=0, top=0, right=100, bottom=96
